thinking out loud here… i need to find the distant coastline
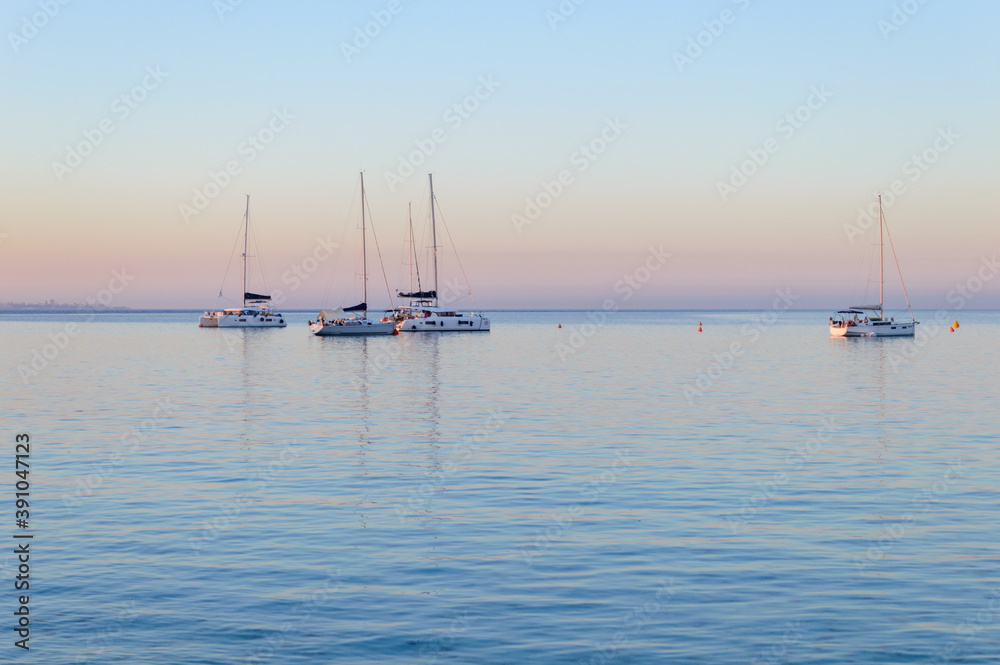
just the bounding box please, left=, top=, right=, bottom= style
left=0, top=301, right=132, bottom=313
left=2, top=306, right=996, bottom=314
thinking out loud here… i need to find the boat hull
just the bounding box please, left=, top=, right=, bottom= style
left=397, top=314, right=490, bottom=332
left=201, top=315, right=288, bottom=328
left=216, top=318, right=286, bottom=328
left=310, top=320, right=395, bottom=336
left=200, top=313, right=286, bottom=328
left=830, top=322, right=916, bottom=337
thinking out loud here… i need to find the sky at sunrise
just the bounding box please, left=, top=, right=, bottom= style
left=2, top=0, right=999, bottom=310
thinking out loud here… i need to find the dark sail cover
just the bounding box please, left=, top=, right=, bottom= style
left=343, top=302, right=367, bottom=312
left=398, top=290, right=436, bottom=299
left=244, top=292, right=271, bottom=301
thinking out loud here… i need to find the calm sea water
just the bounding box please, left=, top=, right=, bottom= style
left=2, top=310, right=998, bottom=664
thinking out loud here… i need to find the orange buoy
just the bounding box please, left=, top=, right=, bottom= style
left=949, top=327, right=954, bottom=332
left=953, top=320, right=960, bottom=328
left=698, top=325, right=702, bottom=332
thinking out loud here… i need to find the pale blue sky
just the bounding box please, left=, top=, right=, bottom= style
left=2, top=1, right=998, bottom=309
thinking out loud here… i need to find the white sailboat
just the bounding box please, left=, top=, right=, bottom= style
left=395, top=175, right=490, bottom=332
left=308, top=172, right=396, bottom=337
left=830, top=194, right=917, bottom=338
left=200, top=195, right=286, bottom=328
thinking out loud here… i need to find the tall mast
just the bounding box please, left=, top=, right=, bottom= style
left=360, top=171, right=367, bottom=307
left=408, top=202, right=413, bottom=294
left=429, top=173, right=438, bottom=307
left=405, top=201, right=424, bottom=296
left=878, top=193, right=884, bottom=320
left=410, top=202, right=423, bottom=293
left=242, top=194, right=249, bottom=307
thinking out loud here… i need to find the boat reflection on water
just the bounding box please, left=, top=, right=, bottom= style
left=348, top=334, right=442, bottom=527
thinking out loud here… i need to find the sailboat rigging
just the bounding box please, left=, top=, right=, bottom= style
left=830, top=194, right=917, bottom=337
left=395, top=175, right=490, bottom=332
left=199, top=195, right=286, bottom=328
left=308, top=172, right=396, bottom=336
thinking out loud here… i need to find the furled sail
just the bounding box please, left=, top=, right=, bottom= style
left=244, top=292, right=271, bottom=301
left=343, top=302, right=367, bottom=312
left=398, top=290, right=436, bottom=299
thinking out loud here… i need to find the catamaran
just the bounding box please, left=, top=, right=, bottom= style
left=308, top=172, right=396, bottom=336
left=395, top=175, right=490, bottom=332
left=830, top=194, right=917, bottom=338
left=200, top=195, right=286, bottom=328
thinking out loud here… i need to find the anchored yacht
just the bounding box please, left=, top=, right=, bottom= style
left=395, top=175, right=489, bottom=333
left=308, top=172, right=396, bottom=336
left=830, top=194, right=917, bottom=338
left=200, top=195, right=286, bottom=328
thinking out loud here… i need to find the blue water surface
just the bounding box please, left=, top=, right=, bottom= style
left=2, top=310, right=998, bottom=663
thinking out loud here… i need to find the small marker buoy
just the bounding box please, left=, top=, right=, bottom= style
left=558, top=323, right=562, bottom=328
left=953, top=320, right=960, bottom=328
left=698, top=326, right=702, bottom=332
left=393, top=329, right=399, bottom=336
left=949, top=327, right=954, bottom=332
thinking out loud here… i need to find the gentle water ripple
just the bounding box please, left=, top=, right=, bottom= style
left=2, top=310, right=998, bottom=663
